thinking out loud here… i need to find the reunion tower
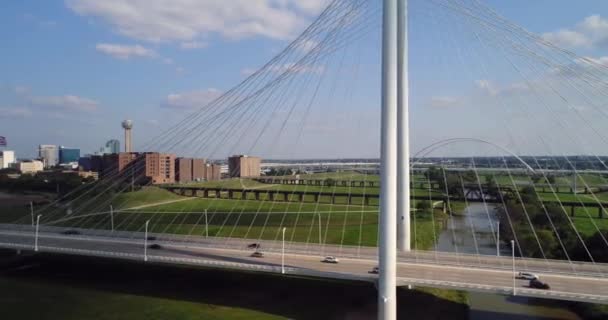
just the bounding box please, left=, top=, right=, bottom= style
left=121, top=120, right=133, bottom=153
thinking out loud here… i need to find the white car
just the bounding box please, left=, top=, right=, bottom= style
left=516, top=272, right=539, bottom=280
left=322, top=256, right=339, bottom=264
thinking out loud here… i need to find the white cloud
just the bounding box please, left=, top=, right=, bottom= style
left=180, top=41, right=207, bottom=50
left=542, top=30, right=590, bottom=48
left=542, top=15, right=608, bottom=49
left=66, top=0, right=330, bottom=43
left=0, top=107, right=32, bottom=119
left=30, top=95, right=99, bottom=112
left=96, top=43, right=157, bottom=59
left=163, top=88, right=223, bottom=109
left=429, top=96, right=460, bottom=108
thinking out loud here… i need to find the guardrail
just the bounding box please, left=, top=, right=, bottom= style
left=1, top=223, right=607, bottom=278
left=1, top=241, right=606, bottom=305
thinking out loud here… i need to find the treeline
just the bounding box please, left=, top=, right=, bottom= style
left=0, top=172, right=93, bottom=196
left=496, top=187, right=607, bottom=262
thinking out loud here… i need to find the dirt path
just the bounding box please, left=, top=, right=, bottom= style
left=124, top=197, right=196, bottom=210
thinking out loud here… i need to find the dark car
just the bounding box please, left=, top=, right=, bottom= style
left=247, top=243, right=261, bottom=249
left=146, top=236, right=157, bottom=241
left=369, top=266, right=379, bottom=274
left=148, top=244, right=162, bottom=250
left=529, top=279, right=550, bottom=290
left=61, top=230, right=81, bottom=235
left=250, top=251, right=264, bottom=258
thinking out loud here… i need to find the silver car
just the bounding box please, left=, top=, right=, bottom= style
left=516, top=272, right=539, bottom=280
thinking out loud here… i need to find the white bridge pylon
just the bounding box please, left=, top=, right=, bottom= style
left=378, top=0, right=407, bottom=319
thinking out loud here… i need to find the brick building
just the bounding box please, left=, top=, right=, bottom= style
left=228, top=155, right=261, bottom=178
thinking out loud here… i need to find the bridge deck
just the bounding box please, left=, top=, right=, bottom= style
left=0, top=225, right=607, bottom=305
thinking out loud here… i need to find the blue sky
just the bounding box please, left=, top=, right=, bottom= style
left=1, top=0, right=608, bottom=159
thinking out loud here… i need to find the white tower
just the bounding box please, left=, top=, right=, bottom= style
left=121, top=120, right=133, bottom=153
left=379, top=0, right=399, bottom=319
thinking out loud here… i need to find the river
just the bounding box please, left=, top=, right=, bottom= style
left=434, top=203, right=581, bottom=320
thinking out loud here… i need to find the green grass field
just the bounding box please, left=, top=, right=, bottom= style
left=0, top=277, right=281, bottom=320
left=20, top=186, right=447, bottom=250
left=0, top=253, right=469, bottom=320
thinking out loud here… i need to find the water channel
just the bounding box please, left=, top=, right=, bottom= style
left=434, top=203, right=581, bottom=320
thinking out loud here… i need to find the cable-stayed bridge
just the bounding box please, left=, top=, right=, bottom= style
left=4, top=0, right=608, bottom=319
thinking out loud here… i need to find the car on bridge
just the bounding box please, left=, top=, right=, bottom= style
left=61, top=230, right=81, bottom=235
left=250, top=251, right=264, bottom=258
left=247, top=243, right=261, bottom=249
left=516, top=272, right=539, bottom=280
left=529, top=279, right=550, bottom=290
left=148, top=244, right=162, bottom=250
left=322, top=256, right=339, bottom=264
left=369, top=266, right=379, bottom=274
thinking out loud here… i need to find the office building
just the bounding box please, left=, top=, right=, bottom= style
left=175, top=158, right=215, bottom=182
left=228, top=155, right=261, bottom=178
left=59, top=147, right=80, bottom=164
left=105, top=139, right=120, bottom=154
left=0, top=150, right=15, bottom=169
left=39, top=145, right=58, bottom=168
left=144, top=153, right=175, bottom=184
left=204, top=163, right=222, bottom=181
left=97, top=152, right=175, bottom=184
left=175, top=158, right=193, bottom=183
left=192, top=158, right=206, bottom=180
left=17, top=160, right=43, bottom=174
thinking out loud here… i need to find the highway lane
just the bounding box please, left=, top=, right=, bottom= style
left=1, top=224, right=606, bottom=278
left=1, top=230, right=607, bottom=304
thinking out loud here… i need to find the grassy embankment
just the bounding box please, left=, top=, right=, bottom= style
left=0, top=252, right=469, bottom=320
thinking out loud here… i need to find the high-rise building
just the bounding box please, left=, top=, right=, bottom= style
left=0, top=150, right=15, bottom=169
left=122, top=120, right=133, bottom=153
left=39, top=145, right=58, bottom=168
left=175, top=158, right=193, bottom=183
left=144, top=153, right=175, bottom=184
left=98, top=152, right=175, bottom=184
left=204, top=163, right=222, bottom=181
left=105, top=139, right=120, bottom=154
left=228, top=155, right=261, bottom=178
left=59, top=146, right=80, bottom=164
left=192, top=158, right=206, bottom=180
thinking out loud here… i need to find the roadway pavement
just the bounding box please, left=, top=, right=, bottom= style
left=0, top=226, right=607, bottom=304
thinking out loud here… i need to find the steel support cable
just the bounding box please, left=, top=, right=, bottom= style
left=33, top=0, right=368, bottom=231
left=445, top=10, right=551, bottom=269
left=21, top=0, right=370, bottom=226
left=456, top=8, right=588, bottom=270
left=464, top=20, right=598, bottom=269
left=226, top=3, right=359, bottom=245
left=488, top=37, right=601, bottom=266
left=173, top=1, right=378, bottom=242
left=213, top=1, right=373, bottom=246
left=105, top=0, right=366, bottom=240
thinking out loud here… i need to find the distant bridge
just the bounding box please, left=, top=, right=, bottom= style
left=162, top=186, right=608, bottom=218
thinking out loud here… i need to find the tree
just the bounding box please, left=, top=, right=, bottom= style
left=415, top=200, right=432, bottom=216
